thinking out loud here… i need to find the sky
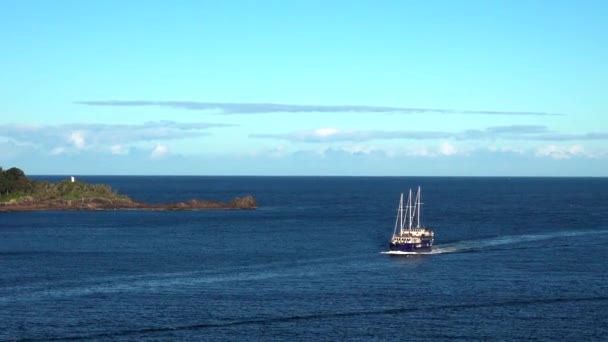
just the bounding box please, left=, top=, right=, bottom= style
left=1, top=0, right=607, bottom=176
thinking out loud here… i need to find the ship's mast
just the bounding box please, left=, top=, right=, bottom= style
left=399, top=193, right=404, bottom=236
left=393, top=193, right=404, bottom=237
left=416, top=186, right=421, bottom=228
left=407, top=189, right=413, bottom=231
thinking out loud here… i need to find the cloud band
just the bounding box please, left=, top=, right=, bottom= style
left=75, top=100, right=562, bottom=116
left=249, top=125, right=608, bottom=143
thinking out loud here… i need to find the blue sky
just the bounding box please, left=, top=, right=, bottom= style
left=1, top=0, right=606, bottom=176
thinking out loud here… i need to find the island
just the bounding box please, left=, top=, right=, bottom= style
left=0, top=167, right=257, bottom=212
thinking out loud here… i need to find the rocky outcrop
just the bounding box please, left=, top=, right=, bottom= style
left=230, top=195, right=258, bottom=209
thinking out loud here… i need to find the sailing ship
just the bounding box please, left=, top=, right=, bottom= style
left=389, top=186, right=434, bottom=252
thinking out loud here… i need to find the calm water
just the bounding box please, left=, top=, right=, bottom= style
left=1, top=176, right=607, bottom=341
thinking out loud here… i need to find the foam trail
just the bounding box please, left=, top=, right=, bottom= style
left=0, top=269, right=315, bottom=304
left=2, top=253, right=354, bottom=294
left=382, top=229, right=608, bottom=255
left=0, top=254, right=362, bottom=304
left=381, top=251, right=432, bottom=255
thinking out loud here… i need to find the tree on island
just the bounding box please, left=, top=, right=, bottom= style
left=0, top=166, right=34, bottom=196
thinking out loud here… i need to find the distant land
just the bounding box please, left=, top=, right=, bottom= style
left=0, top=167, right=257, bottom=212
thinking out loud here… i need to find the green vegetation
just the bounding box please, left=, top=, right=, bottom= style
left=0, top=167, right=33, bottom=197
left=1, top=166, right=257, bottom=211
left=0, top=166, right=130, bottom=203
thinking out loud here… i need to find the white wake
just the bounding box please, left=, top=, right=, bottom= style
left=382, top=229, right=608, bottom=255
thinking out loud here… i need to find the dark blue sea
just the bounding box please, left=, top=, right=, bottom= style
left=1, top=176, right=607, bottom=341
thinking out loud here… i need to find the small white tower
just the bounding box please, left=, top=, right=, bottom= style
left=70, top=176, right=75, bottom=183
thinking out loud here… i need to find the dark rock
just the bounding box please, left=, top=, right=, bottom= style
left=230, top=195, right=258, bottom=209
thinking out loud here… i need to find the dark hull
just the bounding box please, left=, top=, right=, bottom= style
left=389, top=240, right=433, bottom=252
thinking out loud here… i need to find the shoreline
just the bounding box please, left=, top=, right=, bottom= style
left=0, top=195, right=258, bottom=212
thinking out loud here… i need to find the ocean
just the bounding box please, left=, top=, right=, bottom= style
left=1, top=176, right=607, bottom=341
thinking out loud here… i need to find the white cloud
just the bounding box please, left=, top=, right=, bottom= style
left=68, top=131, right=86, bottom=149
left=535, top=144, right=586, bottom=159
left=50, top=147, right=65, bottom=155
left=110, top=144, right=128, bottom=155
left=313, top=128, right=340, bottom=137
left=248, top=145, right=290, bottom=158
left=404, top=146, right=434, bottom=157
left=150, top=143, right=170, bottom=159
left=487, top=145, right=524, bottom=154
left=311, top=143, right=461, bottom=158
left=341, top=144, right=376, bottom=155
left=439, top=142, right=458, bottom=156
left=0, top=121, right=230, bottom=153
left=251, top=125, right=608, bottom=144
left=21, top=142, right=608, bottom=176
